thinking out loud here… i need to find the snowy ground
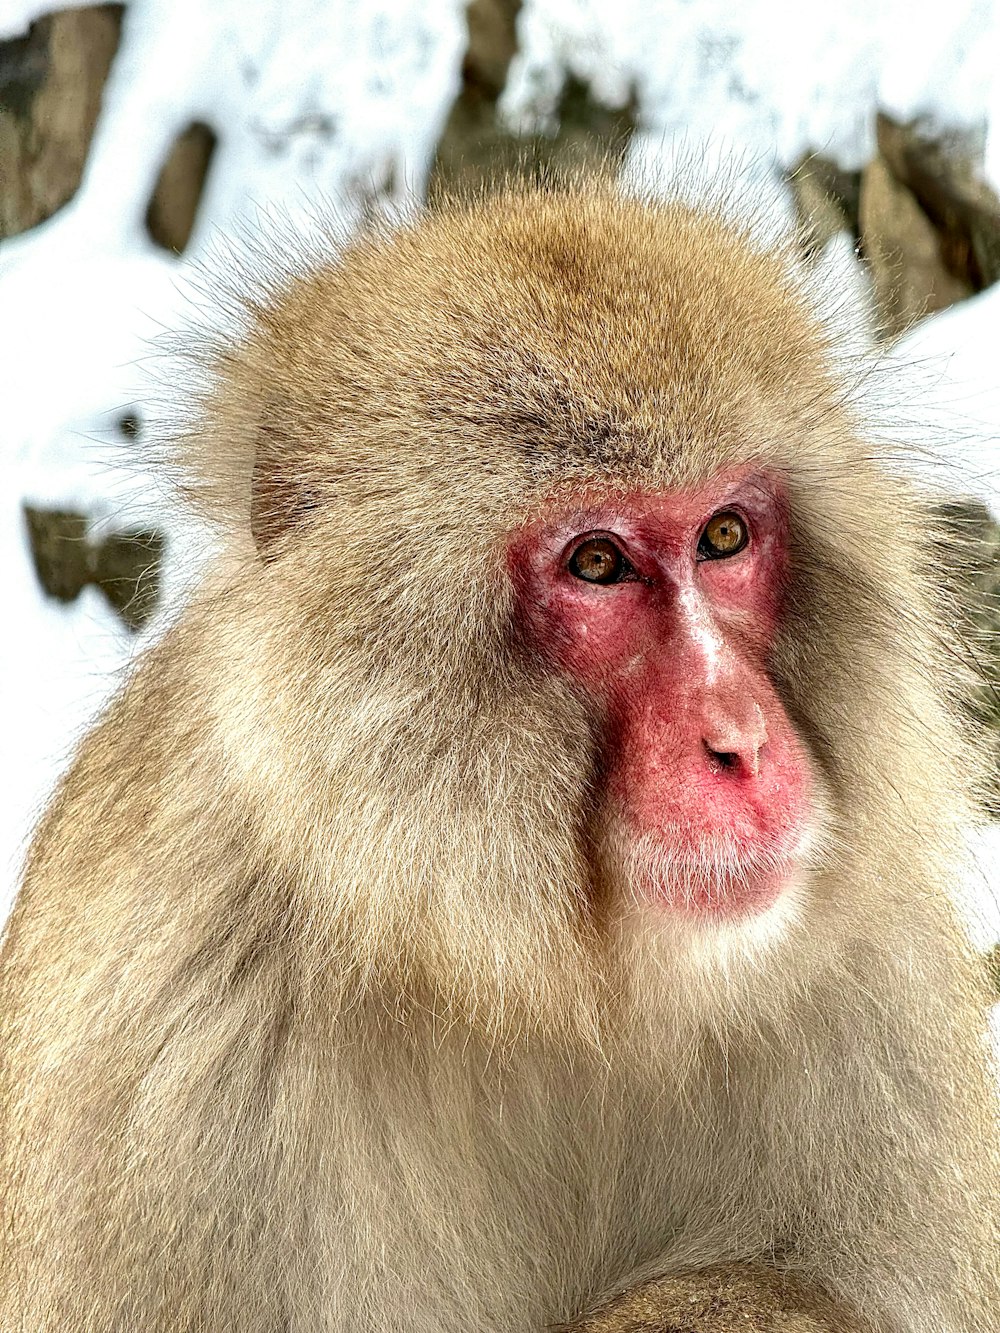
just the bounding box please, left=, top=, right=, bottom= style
left=1, top=0, right=999, bottom=974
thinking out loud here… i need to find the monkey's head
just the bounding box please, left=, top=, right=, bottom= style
left=183, top=185, right=977, bottom=1046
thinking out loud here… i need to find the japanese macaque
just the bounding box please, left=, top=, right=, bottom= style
left=1, top=181, right=998, bottom=1333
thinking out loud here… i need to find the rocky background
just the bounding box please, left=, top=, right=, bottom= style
left=3, top=3, right=1000, bottom=986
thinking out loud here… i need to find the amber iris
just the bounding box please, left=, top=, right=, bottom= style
left=568, top=536, right=627, bottom=584
left=698, top=511, right=748, bottom=560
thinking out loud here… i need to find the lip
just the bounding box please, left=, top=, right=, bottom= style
left=617, top=818, right=811, bottom=922
left=639, top=856, right=795, bottom=919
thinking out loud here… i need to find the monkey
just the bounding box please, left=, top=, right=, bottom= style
left=1, top=179, right=998, bottom=1333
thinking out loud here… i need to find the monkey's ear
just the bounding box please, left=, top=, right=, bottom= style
left=249, top=405, right=318, bottom=557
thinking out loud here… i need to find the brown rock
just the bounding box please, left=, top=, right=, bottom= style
left=145, top=120, right=217, bottom=254
left=788, top=157, right=853, bottom=257
left=0, top=5, right=124, bottom=239
left=23, top=505, right=164, bottom=632
left=877, top=113, right=1000, bottom=292
left=429, top=0, right=634, bottom=197
left=859, top=153, right=971, bottom=336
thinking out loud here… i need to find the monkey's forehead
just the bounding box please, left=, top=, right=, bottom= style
left=197, top=186, right=863, bottom=521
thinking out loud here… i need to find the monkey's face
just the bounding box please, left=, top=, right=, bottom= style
left=509, top=468, right=817, bottom=929
left=205, top=191, right=956, bottom=1030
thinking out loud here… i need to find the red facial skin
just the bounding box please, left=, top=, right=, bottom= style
left=508, top=472, right=813, bottom=919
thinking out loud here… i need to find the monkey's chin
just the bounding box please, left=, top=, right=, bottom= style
left=643, top=862, right=791, bottom=919
left=613, top=829, right=808, bottom=923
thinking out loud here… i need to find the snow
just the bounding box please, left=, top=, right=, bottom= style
left=504, top=0, right=1000, bottom=185
left=888, top=284, right=1000, bottom=511
left=1, top=0, right=999, bottom=987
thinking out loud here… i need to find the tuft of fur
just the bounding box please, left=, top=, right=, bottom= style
left=1, top=179, right=997, bottom=1332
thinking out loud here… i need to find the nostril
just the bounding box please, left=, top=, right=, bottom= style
left=703, top=741, right=741, bottom=774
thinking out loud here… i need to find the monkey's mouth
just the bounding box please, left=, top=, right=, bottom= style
left=611, top=825, right=811, bottom=921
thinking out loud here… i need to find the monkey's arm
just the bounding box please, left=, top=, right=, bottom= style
left=561, top=1264, right=871, bottom=1332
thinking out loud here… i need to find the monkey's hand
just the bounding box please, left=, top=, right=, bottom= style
left=558, top=1264, right=870, bottom=1332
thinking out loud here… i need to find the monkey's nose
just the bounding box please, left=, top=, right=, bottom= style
left=701, top=700, right=768, bottom=779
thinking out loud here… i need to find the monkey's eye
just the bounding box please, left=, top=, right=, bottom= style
left=698, top=511, right=749, bottom=561
left=567, top=535, right=633, bottom=585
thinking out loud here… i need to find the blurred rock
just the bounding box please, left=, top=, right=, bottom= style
left=877, top=114, right=1000, bottom=293
left=23, top=506, right=88, bottom=603
left=429, top=0, right=521, bottom=195
left=145, top=119, right=218, bottom=254
left=792, top=121, right=1000, bottom=338
left=789, top=154, right=859, bottom=255
left=430, top=0, right=635, bottom=197
left=24, top=505, right=164, bottom=632
left=0, top=4, right=123, bottom=239
left=859, top=153, right=971, bottom=336
left=464, top=0, right=521, bottom=98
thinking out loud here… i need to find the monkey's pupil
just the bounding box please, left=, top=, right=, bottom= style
left=570, top=538, right=622, bottom=583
